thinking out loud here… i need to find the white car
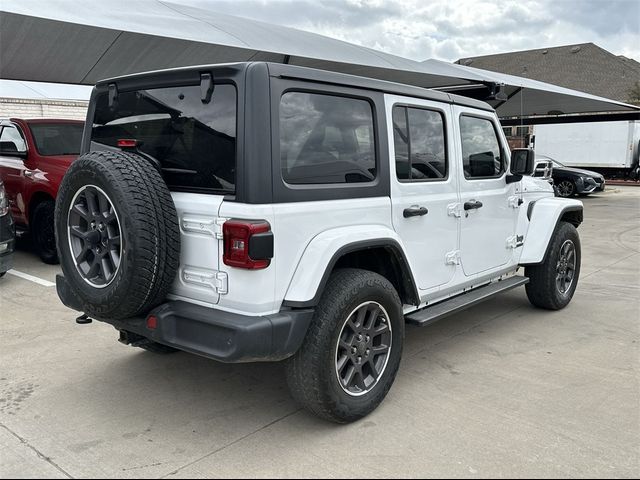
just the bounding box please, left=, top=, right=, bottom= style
left=55, top=62, right=583, bottom=423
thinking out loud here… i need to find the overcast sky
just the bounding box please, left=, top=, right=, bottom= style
left=174, top=0, right=640, bottom=62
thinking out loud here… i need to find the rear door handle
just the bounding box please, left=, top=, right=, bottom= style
left=464, top=200, right=483, bottom=210
left=403, top=206, right=429, bottom=218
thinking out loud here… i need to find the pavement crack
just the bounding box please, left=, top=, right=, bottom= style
left=161, top=408, right=302, bottom=478
left=0, top=423, right=74, bottom=479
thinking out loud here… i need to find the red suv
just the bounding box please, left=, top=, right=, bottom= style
left=0, top=118, right=84, bottom=263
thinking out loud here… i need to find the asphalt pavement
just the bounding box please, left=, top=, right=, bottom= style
left=1, top=187, right=638, bottom=479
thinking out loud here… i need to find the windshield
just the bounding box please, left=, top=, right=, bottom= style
left=29, top=123, right=84, bottom=156
left=91, top=83, right=237, bottom=194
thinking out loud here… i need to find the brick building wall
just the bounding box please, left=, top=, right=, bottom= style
left=0, top=97, right=88, bottom=120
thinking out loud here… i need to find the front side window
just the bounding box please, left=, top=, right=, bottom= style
left=30, top=123, right=83, bottom=156
left=459, top=115, right=504, bottom=179
left=279, top=92, right=376, bottom=185
left=92, top=83, right=237, bottom=194
left=0, top=126, right=27, bottom=153
left=393, top=106, right=447, bottom=181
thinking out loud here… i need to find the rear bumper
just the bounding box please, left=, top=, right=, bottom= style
left=0, top=213, right=15, bottom=274
left=56, top=274, right=314, bottom=363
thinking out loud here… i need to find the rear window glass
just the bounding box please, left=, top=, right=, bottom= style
left=30, top=123, right=83, bottom=156
left=279, top=92, right=376, bottom=185
left=92, top=84, right=237, bottom=194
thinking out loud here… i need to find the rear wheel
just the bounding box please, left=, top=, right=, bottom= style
left=32, top=200, right=59, bottom=264
left=525, top=221, right=581, bottom=310
left=286, top=268, right=404, bottom=423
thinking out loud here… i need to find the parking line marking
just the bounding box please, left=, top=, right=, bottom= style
left=6, top=270, right=56, bottom=287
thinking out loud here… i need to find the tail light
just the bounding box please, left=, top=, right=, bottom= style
left=223, top=219, right=273, bottom=269
left=117, top=138, right=138, bottom=148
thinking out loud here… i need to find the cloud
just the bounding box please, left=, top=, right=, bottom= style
left=172, top=0, right=640, bottom=61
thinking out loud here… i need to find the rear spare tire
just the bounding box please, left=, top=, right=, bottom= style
left=55, top=150, right=180, bottom=320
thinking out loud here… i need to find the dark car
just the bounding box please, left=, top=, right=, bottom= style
left=538, top=155, right=606, bottom=198
left=0, top=180, right=15, bottom=278
left=0, top=118, right=84, bottom=263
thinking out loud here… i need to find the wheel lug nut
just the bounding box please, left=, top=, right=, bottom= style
left=351, top=347, right=357, bottom=354
left=366, top=349, right=370, bottom=356
left=357, top=356, right=362, bottom=364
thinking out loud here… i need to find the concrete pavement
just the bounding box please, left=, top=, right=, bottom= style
left=1, top=187, right=638, bottom=478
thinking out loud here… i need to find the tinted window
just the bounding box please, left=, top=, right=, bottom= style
left=393, top=106, right=447, bottom=181
left=92, top=84, right=237, bottom=194
left=30, top=123, right=83, bottom=156
left=0, top=126, right=27, bottom=153
left=280, top=92, right=375, bottom=185
left=459, top=115, right=504, bottom=179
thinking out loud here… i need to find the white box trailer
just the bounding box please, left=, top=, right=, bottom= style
left=533, top=121, right=640, bottom=178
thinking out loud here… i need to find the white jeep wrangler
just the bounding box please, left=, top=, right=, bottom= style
left=55, top=63, right=582, bottom=423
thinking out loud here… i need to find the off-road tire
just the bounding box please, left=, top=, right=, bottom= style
left=286, top=268, right=404, bottom=423
left=525, top=221, right=581, bottom=310
left=55, top=150, right=180, bottom=321
left=32, top=200, right=59, bottom=264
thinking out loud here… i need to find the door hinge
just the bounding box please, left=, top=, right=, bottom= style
left=508, top=195, right=524, bottom=208
left=182, top=216, right=227, bottom=239
left=445, top=250, right=461, bottom=265
left=182, top=269, right=228, bottom=294
left=447, top=203, right=462, bottom=218
left=506, top=235, right=525, bottom=249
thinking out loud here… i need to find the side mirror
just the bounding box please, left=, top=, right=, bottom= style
left=507, top=148, right=535, bottom=183
left=0, top=146, right=27, bottom=159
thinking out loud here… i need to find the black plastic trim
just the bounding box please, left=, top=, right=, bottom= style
left=249, top=231, right=274, bottom=260
left=57, top=273, right=314, bottom=363
left=117, top=301, right=314, bottom=363
left=282, top=239, right=420, bottom=308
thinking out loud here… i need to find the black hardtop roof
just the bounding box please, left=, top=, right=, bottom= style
left=95, top=61, right=494, bottom=113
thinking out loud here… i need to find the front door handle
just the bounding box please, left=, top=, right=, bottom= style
left=403, top=206, right=429, bottom=218
left=464, top=200, right=483, bottom=210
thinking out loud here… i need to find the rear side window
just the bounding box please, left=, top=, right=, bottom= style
left=392, top=106, right=447, bottom=181
left=30, top=123, right=83, bottom=156
left=459, top=115, right=504, bottom=179
left=279, top=92, right=376, bottom=185
left=92, top=84, right=237, bottom=194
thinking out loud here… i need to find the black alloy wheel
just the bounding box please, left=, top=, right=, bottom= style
left=67, top=185, right=122, bottom=288
left=335, top=301, right=393, bottom=396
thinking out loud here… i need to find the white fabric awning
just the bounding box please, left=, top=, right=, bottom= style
left=1, top=0, right=638, bottom=117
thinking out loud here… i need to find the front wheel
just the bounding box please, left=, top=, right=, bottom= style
left=286, top=268, right=404, bottom=423
left=525, top=221, right=581, bottom=310
left=32, top=200, right=59, bottom=264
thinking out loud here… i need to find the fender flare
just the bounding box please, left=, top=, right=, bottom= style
left=520, top=198, right=583, bottom=265
left=283, top=227, right=419, bottom=308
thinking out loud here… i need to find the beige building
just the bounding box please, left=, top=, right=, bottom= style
left=0, top=79, right=89, bottom=120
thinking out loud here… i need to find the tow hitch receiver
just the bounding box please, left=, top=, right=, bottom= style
left=118, top=330, right=150, bottom=348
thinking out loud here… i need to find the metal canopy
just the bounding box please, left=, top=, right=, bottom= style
left=1, top=0, right=638, bottom=118
left=423, top=59, right=639, bottom=117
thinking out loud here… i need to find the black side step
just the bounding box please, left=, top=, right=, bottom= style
left=406, top=276, right=529, bottom=327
